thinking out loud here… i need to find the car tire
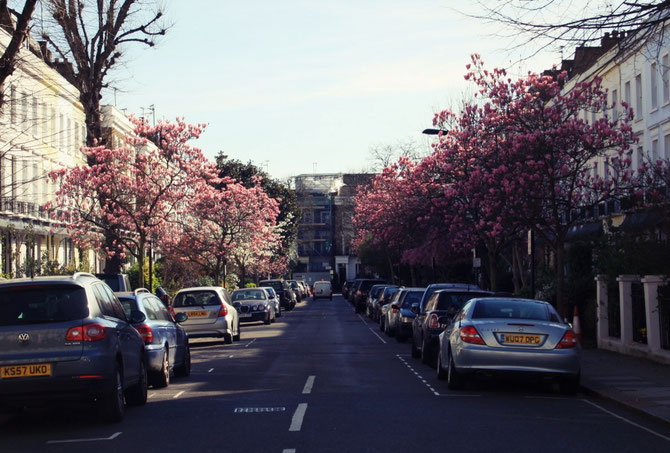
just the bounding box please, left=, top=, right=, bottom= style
left=437, top=350, right=448, bottom=380
left=379, top=317, right=385, bottom=332
left=421, top=339, right=432, bottom=366
left=224, top=333, right=233, bottom=344
left=264, top=315, right=271, bottom=325
left=277, top=306, right=282, bottom=318
left=447, top=350, right=465, bottom=390
left=233, top=322, right=241, bottom=341
left=152, top=348, right=170, bottom=388
left=125, top=357, right=148, bottom=406
left=559, top=373, right=580, bottom=395
left=411, top=338, right=421, bottom=358
left=174, top=345, right=191, bottom=378
left=99, top=363, right=124, bottom=423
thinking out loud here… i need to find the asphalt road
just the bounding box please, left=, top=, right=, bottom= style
left=2, top=295, right=670, bottom=453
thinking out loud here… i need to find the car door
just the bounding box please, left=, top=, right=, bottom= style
left=414, top=293, right=433, bottom=347
left=150, top=296, right=179, bottom=365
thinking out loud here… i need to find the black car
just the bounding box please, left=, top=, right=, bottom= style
left=373, top=285, right=399, bottom=322
left=258, top=280, right=296, bottom=311
left=342, top=280, right=356, bottom=300
left=411, top=288, right=492, bottom=365
left=352, top=279, right=387, bottom=313
left=365, top=284, right=388, bottom=319
left=117, top=289, right=191, bottom=388
left=0, top=273, right=148, bottom=422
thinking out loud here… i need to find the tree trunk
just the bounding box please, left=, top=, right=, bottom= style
left=487, top=247, right=498, bottom=292
left=511, top=245, right=521, bottom=295
left=555, top=237, right=567, bottom=319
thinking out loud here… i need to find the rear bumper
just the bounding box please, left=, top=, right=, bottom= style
left=183, top=318, right=231, bottom=338
left=453, top=344, right=581, bottom=376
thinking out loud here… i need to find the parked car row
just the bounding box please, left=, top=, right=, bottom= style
left=364, top=281, right=582, bottom=394
left=0, top=273, right=321, bottom=424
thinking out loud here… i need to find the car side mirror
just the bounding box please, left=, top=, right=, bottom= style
left=129, top=310, right=146, bottom=324
left=410, top=303, right=419, bottom=314
left=174, top=312, right=188, bottom=323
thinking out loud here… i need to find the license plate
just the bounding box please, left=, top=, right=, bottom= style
left=1, top=363, right=52, bottom=379
left=240, top=313, right=252, bottom=318
left=501, top=334, right=542, bottom=345
left=187, top=311, right=209, bottom=318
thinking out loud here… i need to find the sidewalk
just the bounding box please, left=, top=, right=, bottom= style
left=581, top=348, right=670, bottom=424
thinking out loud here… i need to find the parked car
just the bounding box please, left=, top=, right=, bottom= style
left=298, top=280, right=311, bottom=298
left=411, top=288, right=493, bottom=366
left=260, top=286, right=282, bottom=317
left=342, top=280, right=356, bottom=300
left=171, top=287, right=240, bottom=344
left=417, top=283, right=481, bottom=314
left=312, top=280, right=333, bottom=300
left=0, top=273, right=148, bottom=422
left=380, top=289, right=403, bottom=333
left=347, top=279, right=363, bottom=304
left=437, top=297, right=581, bottom=393
left=94, top=273, right=132, bottom=292
left=231, top=288, right=276, bottom=325
left=373, top=286, right=399, bottom=322
left=352, top=279, right=387, bottom=313
left=365, top=284, right=388, bottom=319
left=385, top=287, right=426, bottom=341
left=117, top=289, right=191, bottom=388
left=259, top=279, right=296, bottom=311
left=287, top=280, right=305, bottom=301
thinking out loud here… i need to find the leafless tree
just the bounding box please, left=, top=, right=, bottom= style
left=0, top=1, right=38, bottom=106
left=471, top=1, right=670, bottom=59
left=367, top=139, right=425, bottom=172
left=40, top=0, right=168, bottom=151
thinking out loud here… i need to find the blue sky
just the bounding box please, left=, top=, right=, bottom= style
left=105, top=0, right=558, bottom=179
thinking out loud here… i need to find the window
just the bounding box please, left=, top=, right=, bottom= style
left=651, top=62, right=659, bottom=109
left=604, top=160, right=610, bottom=181
left=31, top=96, right=38, bottom=136
left=652, top=138, right=659, bottom=162
left=664, top=134, right=670, bottom=160
left=625, top=81, right=631, bottom=106
left=637, top=146, right=644, bottom=170
left=9, top=85, right=16, bottom=124
left=593, top=161, right=599, bottom=179
left=612, top=89, right=618, bottom=122
left=663, top=55, right=670, bottom=103
left=141, top=298, right=159, bottom=320
left=636, top=74, right=643, bottom=116
left=93, top=284, right=115, bottom=317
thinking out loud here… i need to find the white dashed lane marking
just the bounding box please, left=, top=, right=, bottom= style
left=302, top=375, right=316, bottom=394
left=47, top=432, right=122, bottom=444
left=173, top=391, right=185, bottom=399
left=289, top=403, right=308, bottom=432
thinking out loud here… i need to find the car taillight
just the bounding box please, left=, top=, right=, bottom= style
left=428, top=313, right=439, bottom=329
left=66, top=323, right=107, bottom=342
left=356, top=290, right=362, bottom=296
left=218, top=304, right=228, bottom=317
left=460, top=325, right=485, bottom=345
left=134, top=324, right=154, bottom=344
left=555, top=330, right=578, bottom=349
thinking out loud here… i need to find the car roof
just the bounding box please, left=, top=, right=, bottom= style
left=0, top=274, right=97, bottom=288
left=176, top=286, right=224, bottom=292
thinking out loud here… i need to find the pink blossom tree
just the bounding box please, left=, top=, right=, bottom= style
left=49, top=117, right=215, bottom=288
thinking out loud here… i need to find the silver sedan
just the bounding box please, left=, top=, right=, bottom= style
left=437, top=297, right=581, bottom=393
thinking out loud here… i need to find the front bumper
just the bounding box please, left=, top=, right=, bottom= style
left=238, top=312, right=268, bottom=323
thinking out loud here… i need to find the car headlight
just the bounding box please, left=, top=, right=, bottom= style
left=256, top=304, right=267, bottom=311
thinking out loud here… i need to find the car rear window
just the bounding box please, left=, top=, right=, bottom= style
left=436, top=292, right=491, bottom=312
left=260, top=281, right=283, bottom=291
left=472, top=299, right=552, bottom=321
left=401, top=290, right=424, bottom=308
left=173, top=291, right=221, bottom=307
left=370, top=286, right=386, bottom=298
left=232, top=289, right=266, bottom=301
left=118, top=297, right=139, bottom=319
left=0, top=285, right=89, bottom=325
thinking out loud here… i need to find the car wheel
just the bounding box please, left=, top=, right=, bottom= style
left=277, top=306, right=282, bottom=318
left=559, top=373, right=580, bottom=395
left=437, top=350, right=448, bottom=380
left=233, top=322, right=241, bottom=341
left=125, top=357, right=148, bottom=406
left=224, top=333, right=233, bottom=344
left=264, top=314, right=271, bottom=325
left=99, top=363, right=124, bottom=422
left=152, top=348, right=170, bottom=388
left=421, top=339, right=432, bottom=366
left=447, top=350, right=465, bottom=390
left=411, top=338, right=421, bottom=358
left=379, top=317, right=385, bottom=332
left=174, top=345, right=191, bottom=378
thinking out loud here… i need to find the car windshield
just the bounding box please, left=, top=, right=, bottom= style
left=173, top=291, right=220, bottom=307
left=436, top=292, right=491, bottom=312
left=260, top=281, right=283, bottom=291
left=472, top=299, right=552, bottom=321
left=232, top=289, right=266, bottom=301
left=0, top=285, right=89, bottom=325
left=402, top=290, right=424, bottom=308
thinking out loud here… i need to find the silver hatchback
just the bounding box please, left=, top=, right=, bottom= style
left=172, top=287, right=240, bottom=344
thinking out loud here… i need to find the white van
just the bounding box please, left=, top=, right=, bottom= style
left=313, top=281, right=332, bottom=300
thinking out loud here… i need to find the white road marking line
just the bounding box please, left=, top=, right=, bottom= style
left=582, top=399, right=670, bottom=442
left=148, top=392, right=156, bottom=399
left=282, top=449, right=296, bottom=453
left=357, top=314, right=387, bottom=344
left=208, top=368, right=214, bottom=373
left=47, top=432, right=121, bottom=444
left=302, top=375, right=316, bottom=394
left=289, top=403, right=308, bottom=432
left=173, top=391, right=185, bottom=399
left=245, top=338, right=257, bottom=348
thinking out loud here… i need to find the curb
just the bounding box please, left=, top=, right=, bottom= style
left=580, top=383, right=670, bottom=428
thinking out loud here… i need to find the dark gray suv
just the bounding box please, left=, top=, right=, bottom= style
left=0, top=273, right=148, bottom=422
